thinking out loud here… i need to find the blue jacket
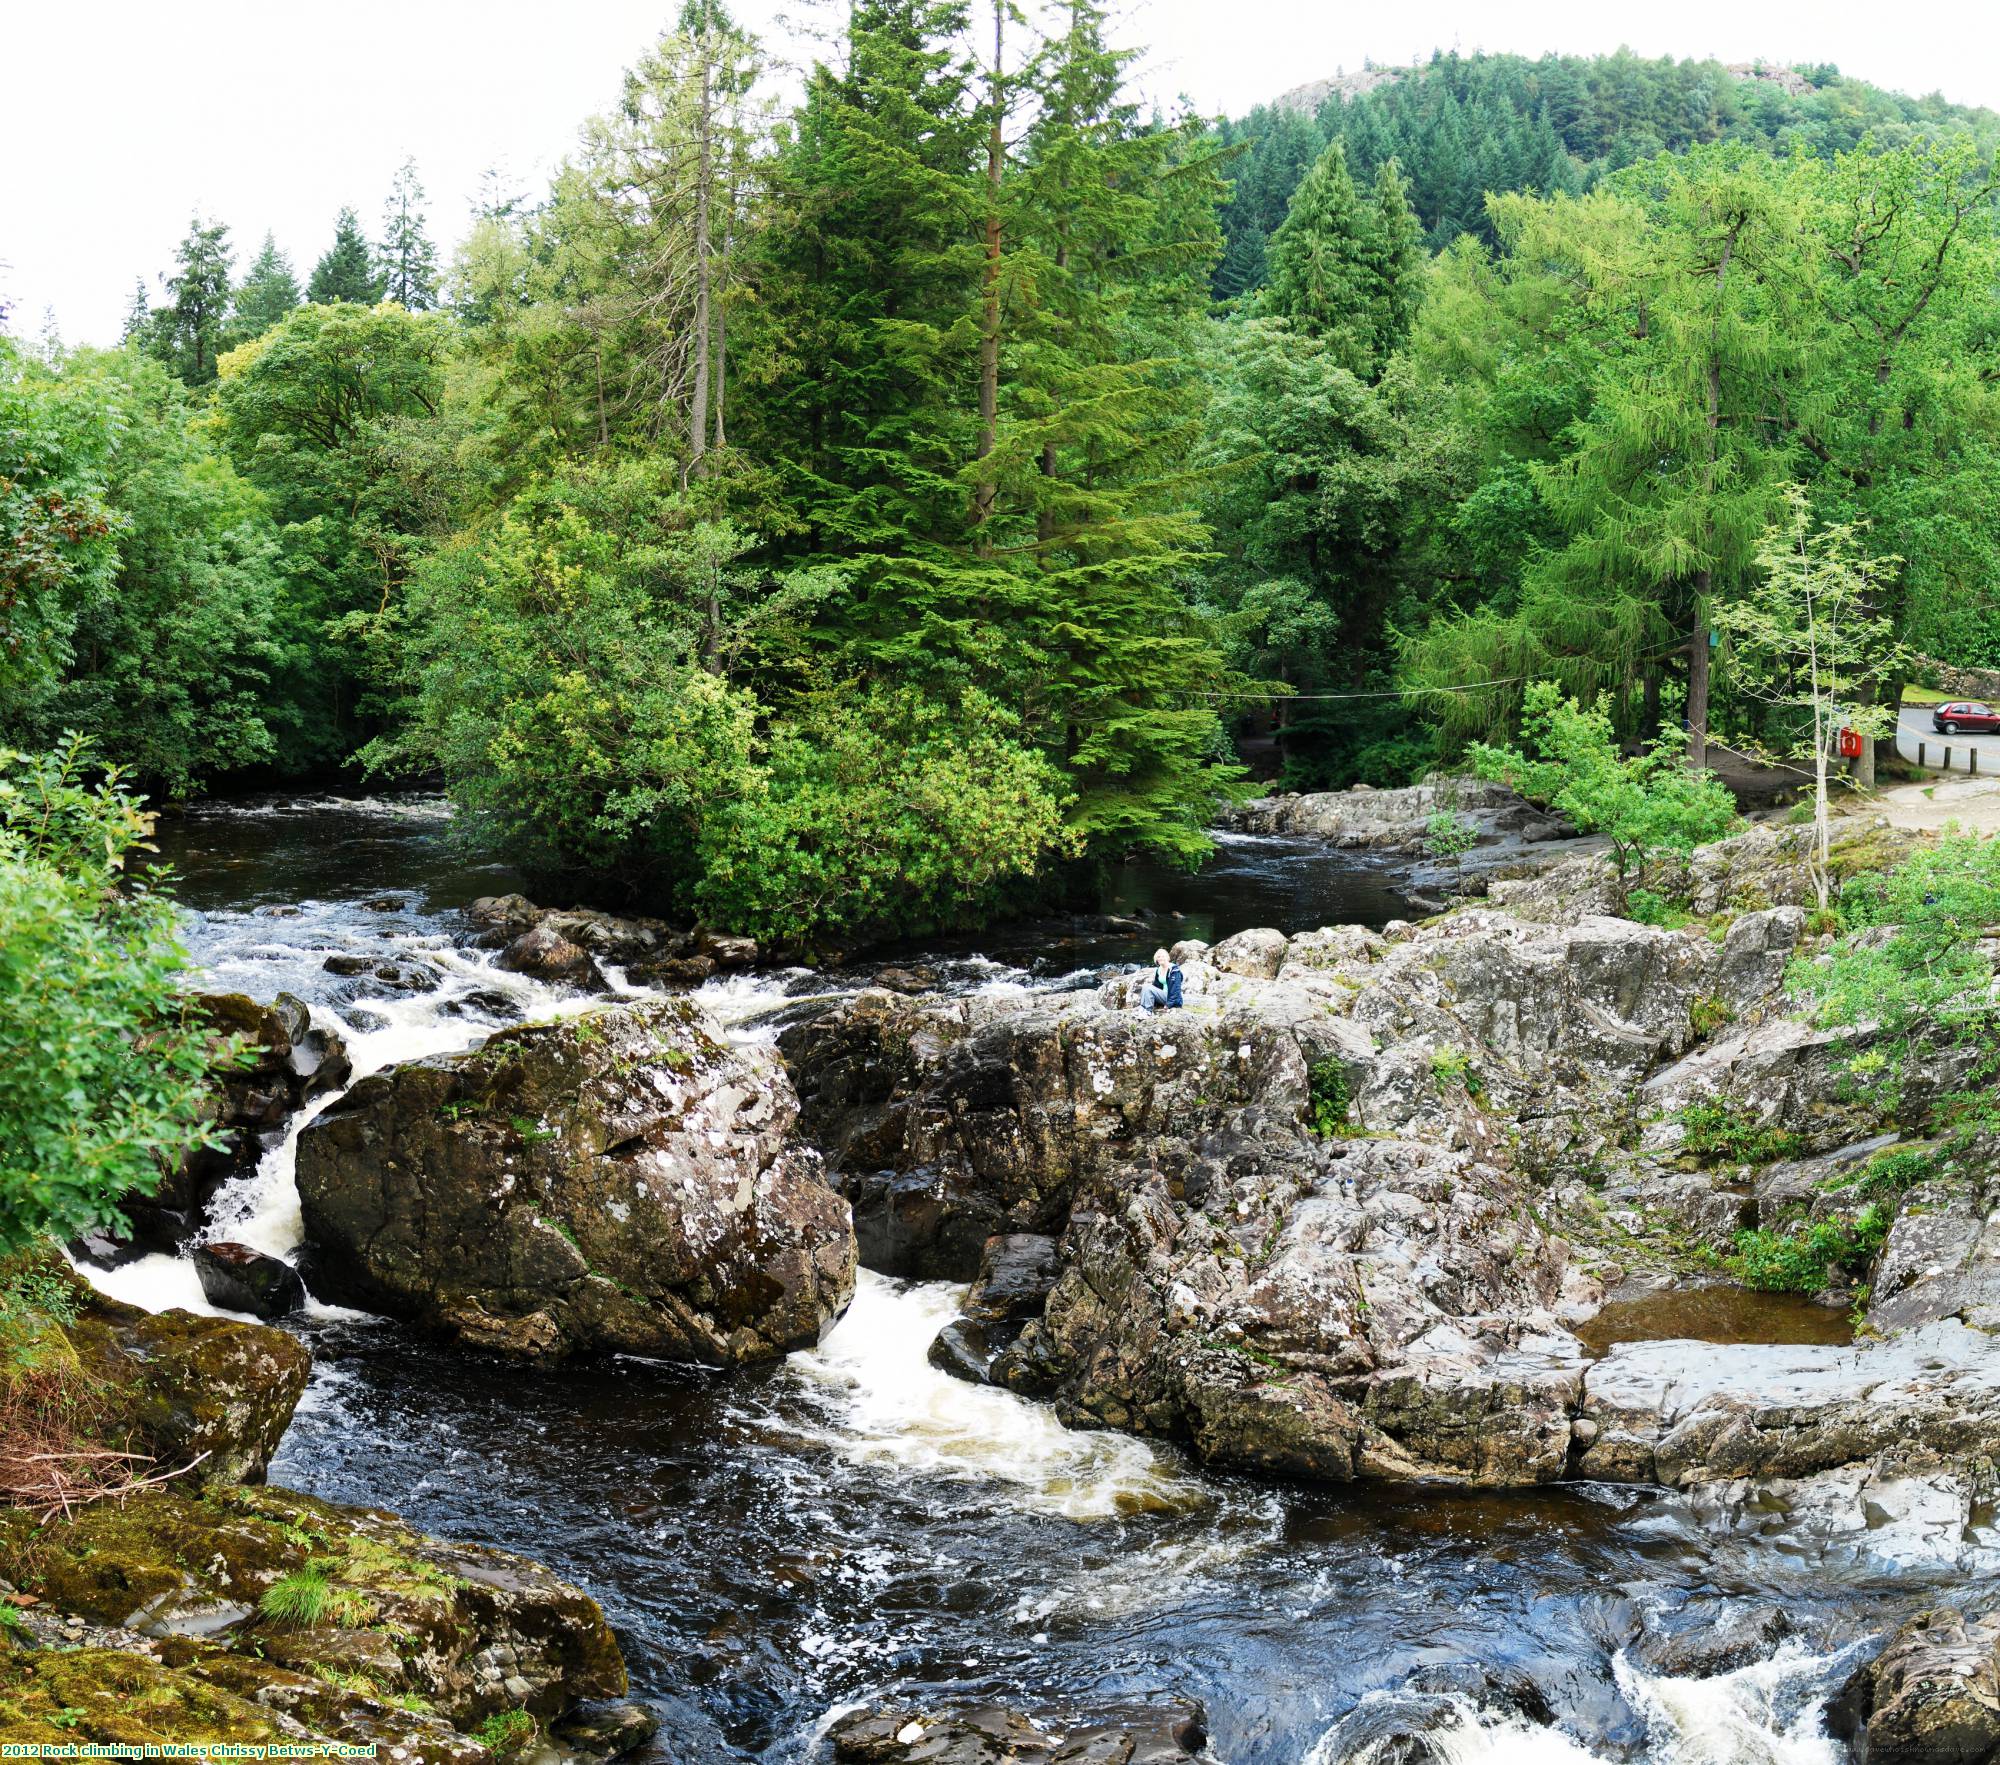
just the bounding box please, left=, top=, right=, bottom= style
left=1165, top=964, right=1185, bottom=1008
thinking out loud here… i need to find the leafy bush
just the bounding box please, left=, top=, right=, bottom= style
left=1429, top=1045, right=1484, bottom=1098
left=1626, top=887, right=1692, bottom=929
left=1470, top=682, right=1736, bottom=899
left=1688, top=994, right=1735, bottom=1038
left=474, top=1710, right=537, bottom=1758
left=1730, top=1205, right=1889, bottom=1292
left=1797, top=830, right=2000, bottom=1124
left=1676, top=1100, right=1803, bottom=1166
left=0, top=739, right=220, bottom=1255
left=694, top=687, right=1078, bottom=946
left=1307, top=1057, right=1355, bottom=1137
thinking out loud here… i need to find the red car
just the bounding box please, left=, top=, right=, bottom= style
left=1933, top=701, right=2000, bottom=734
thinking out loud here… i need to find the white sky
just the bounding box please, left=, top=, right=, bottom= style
left=6, top=0, right=1997, bottom=346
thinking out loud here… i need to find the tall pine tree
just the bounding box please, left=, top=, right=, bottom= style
left=143, top=216, right=233, bottom=386
left=308, top=208, right=383, bottom=304
left=376, top=160, right=441, bottom=309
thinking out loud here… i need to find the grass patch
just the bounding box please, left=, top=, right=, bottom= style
left=1429, top=1044, right=1485, bottom=1099
left=258, top=1559, right=374, bottom=1629
left=475, top=1710, right=538, bottom=1758
left=1689, top=995, right=1735, bottom=1039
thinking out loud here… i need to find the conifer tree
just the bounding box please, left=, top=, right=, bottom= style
left=376, top=160, right=441, bottom=309
left=1264, top=140, right=1381, bottom=377
left=121, top=277, right=152, bottom=344
left=308, top=207, right=382, bottom=304
left=229, top=233, right=302, bottom=343
left=143, top=215, right=233, bottom=386
left=1361, top=158, right=1426, bottom=367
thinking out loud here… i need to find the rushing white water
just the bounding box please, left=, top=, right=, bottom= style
left=1308, top=1644, right=1847, bottom=1765
left=788, top=1271, right=1210, bottom=1522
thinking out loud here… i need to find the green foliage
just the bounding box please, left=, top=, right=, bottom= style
left=1625, top=888, right=1691, bottom=930
left=1675, top=1100, right=1804, bottom=1167
left=1730, top=1206, right=1889, bottom=1292
left=228, top=233, right=301, bottom=346
left=376, top=159, right=441, bottom=310
left=1429, top=1044, right=1483, bottom=1098
left=137, top=215, right=234, bottom=387
left=1798, top=830, right=2000, bottom=1123
left=474, top=1710, right=538, bottom=1758
left=1689, top=994, right=1735, bottom=1038
left=306, top=207, right=382, bottom=305
left=0, top=740, right=219, bottom=1256
left=1470, top=681, right=1736, bottom=889
left=1307, top=1056, right=1354, bottom=1137
left=695, top=687, right=1077, bottom=945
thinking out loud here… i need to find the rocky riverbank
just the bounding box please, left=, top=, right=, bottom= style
left=0, top=1261, right=652, bottom=1762
left=780, top=817, right=2000, bottom=1519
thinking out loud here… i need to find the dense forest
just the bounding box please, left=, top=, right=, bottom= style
left=5, top=14, right=2000, bottom=943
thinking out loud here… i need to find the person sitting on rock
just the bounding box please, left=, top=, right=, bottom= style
left=1140, top=949, right=1184, bottom=1010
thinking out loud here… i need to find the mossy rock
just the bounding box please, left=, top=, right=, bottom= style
left=0, top=1644, right=487, bottom=1762
left=4, top=1484, right=624, bottom=1727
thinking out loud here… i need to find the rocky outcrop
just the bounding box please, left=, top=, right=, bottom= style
left=830, top=1699, right=1207, bottom=1765
left=0, top=1483, right=638, bottom=1761
left=92, top=992, right=349, bottom=1257
left=1226, top=778, right=1570, bottom=854
left=1829, top=1606, right=2000, bottom=1764
left=296, top=997, right=855, bottom=1362
left=1573, top=1321, right=2000, bottom=1487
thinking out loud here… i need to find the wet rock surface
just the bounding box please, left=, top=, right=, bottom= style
left=830, top=1699, right=1208, bottom=1764
left=191, top=1240, right=308, bottom=1320
left=103, top=991, right=350, bottom=1255
left=296, top=996, right=856, bottom=1361
left=1829, top=1605, right=2000, bottom=1764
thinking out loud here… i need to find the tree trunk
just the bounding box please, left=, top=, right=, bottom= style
left=687, top=33, right=715, bottom=483
left=713, top=207, right=731, bottom=453
left=973, top=0, right=1004, bottom=536
left=1687, top=604, right=1711, bottom=771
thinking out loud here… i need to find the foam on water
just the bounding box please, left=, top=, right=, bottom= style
left=1308, top=1644, right=1846, bottom=1765
left=787, top=1272, right=1209, bottom=1522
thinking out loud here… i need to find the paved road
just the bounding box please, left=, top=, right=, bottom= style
left=1895, top=704, right=2000, bottom=774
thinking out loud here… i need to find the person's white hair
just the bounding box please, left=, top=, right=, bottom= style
left=1153, top=947, right=1171, bottom=967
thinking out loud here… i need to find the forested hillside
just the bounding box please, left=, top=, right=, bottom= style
left=1214, top=48, right=2000, bottom=288
left=5, top=13, right=2000, bottom=941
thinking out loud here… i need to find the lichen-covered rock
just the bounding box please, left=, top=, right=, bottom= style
left=61, top=1270, right=311, bottom=1484
left=3, top=1484, right=627, bottom=1731
left=497, top=923, right=606, bottom=991
left=1828, top=1606, right=2000, bottom=1765
left=830, top=1699, right=1207, bottom=1765
left=296, top=997, right=855, bottom=1361
left=1227, top=778, right=1566, bottom=853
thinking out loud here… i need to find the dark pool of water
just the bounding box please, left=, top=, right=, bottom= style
left=1576, top=1289, right=1856, bottom=1359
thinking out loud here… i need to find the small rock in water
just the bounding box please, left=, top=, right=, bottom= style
left=321, top=952, right=378, bottom=976
left=497, top=924, right=606, bottom=991
left=362, top=894, right=406, bottom=911
left=192, top=1242, right=307, bottom=1320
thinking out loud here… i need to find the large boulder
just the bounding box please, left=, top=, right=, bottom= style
left=296, top=998, right=855, bottom=1361
left=1226, top=778, right=1566, bottom=852
left=63, top=1271, right=310, bottom=1485
left=1829, top=1607, right=2000, bottom=1765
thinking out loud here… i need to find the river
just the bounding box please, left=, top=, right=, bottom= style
left=76, top=795, right=1978, bottom=1765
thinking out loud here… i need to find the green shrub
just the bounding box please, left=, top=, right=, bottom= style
left=1429, top=1045, right=1484, bottom=1098
left=1676, top=1100, right=1803, bottom=1166
left=1469, top=681, right=1737, bottom=898
left=1730, top=1205, right=1890, bottom=1292
left=1627, top=887, right=1692, bottom=929
left=474, top=1710, right=537, bottom=1758
left=1308, top=1057, right=1355, bottom=1137
left=0, top=739, right=224, bottom=1255
left=1688, top=995, right=1735, bottom=1039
